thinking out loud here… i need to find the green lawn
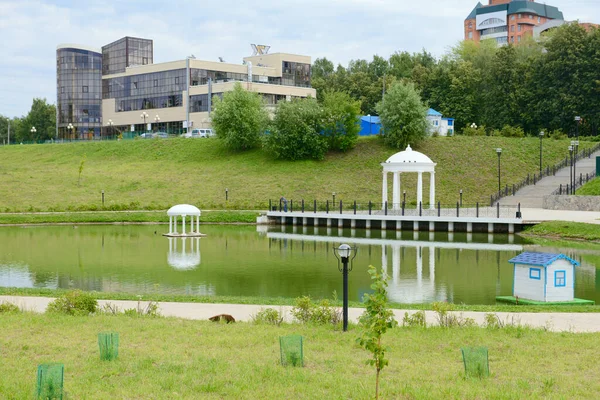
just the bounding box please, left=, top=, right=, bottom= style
left=0, top=136, right=592, bottom=212
left=2, top=313, right=600, bottom=399
left=576, top=176, right=600, bottom=195
left=0, top=210, right=259, bottom=225
left=521, top=221, right=600, bottom=242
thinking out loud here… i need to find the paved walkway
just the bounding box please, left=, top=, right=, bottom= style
left=521, top=208, right=600, bottom=224
left=3, top=295, right=600, bottom=333
left=499, top=150, right=599, bottom=208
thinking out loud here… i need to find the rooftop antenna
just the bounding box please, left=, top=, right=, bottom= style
left=218, top=57, right=225, bottom=62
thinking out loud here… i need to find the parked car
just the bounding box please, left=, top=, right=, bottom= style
left=153, top=132, right=169, bottom=138
left=187, top=128, right=215, bottom=138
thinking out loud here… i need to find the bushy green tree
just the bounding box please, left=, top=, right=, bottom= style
left=264, top=98, right=327, bottom=160
left=17, top=98, right=56, bottom=142
left=321, top=91, right=361, bottom=152
left=211, top=82, right=269, bottom=151
left=376, top=81, right=428, bottom=149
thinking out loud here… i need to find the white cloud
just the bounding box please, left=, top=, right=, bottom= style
left=1, top=0, right=599, bottom=117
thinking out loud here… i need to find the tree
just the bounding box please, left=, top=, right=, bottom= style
left=264, top=98, right=327, bottom=160
left=376, top=81, right=428, bottom=149
left=211, top=82, right=269, bottom=151
left=357, top=265, right=397, bottom=400
left=312, top=57, right=335, bottom=80
left=18, top=98, right=56, bottom=142
left=321, top=91, right=361, bottom=152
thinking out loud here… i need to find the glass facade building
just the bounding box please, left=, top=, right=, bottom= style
left=102, top=37, right=153, bottom=76
left=56, top=46, right=103, bottom=139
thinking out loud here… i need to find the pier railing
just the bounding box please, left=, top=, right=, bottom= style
left=490, top=142, right=600, bottom=205
left=550, top=170, right=596, bottom=195
left=269, top=199, right=522, bottom=220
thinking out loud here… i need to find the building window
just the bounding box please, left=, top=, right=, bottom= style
left=448, top=120, right=453, bottom=127
left=82, top=86, right=88, bottom=93
left=529, top=14, right=533, bottom=19
left=511, top=25, right=515, bottom=32
left=143, top=57, right=148, bottom=65
left=518, top=36, right=521, bottom=42
left=529, top=268, right=541, bottom=280
left=538, top=16, right=541, bottom=23
left=60, top=87, right=65, bottom=94
left=518, top=13, right=521, bottom=19
left=468, top=32, right=473, bottom=39
left=555, top=270, right=566, bottom=287
left=518, top=24, right=522, bottom=32
left=154, top=79, right=158, bottom=87
left=133, top=82, right=138, bottom=89
left=175, top=77, right=179, bottom=85
left=511, top=36, right=514, bottom=42
left=60, top=56, right=65, bottom=64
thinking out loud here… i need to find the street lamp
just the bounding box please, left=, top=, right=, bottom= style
left=107, top=119, right=114, bottom=140
left=568, top=145, right=574, bottom=194
left=332, top=192, right=336, bottom=206
left=571, top=139, right=579, bottom=190
left=459, top=189, right=463, bottom=207
left=140, top=112, right=149, bottom=134
left=30, top=126, right=36, bottom=139
left=154, top=115, right=160, bottom=132
left=496, top=148, right=502, bottom=193
left=539, top=131, right=544, bottom=176
left=367, top=114, right=372, bottom=135
left=333, top=243, right=357, bottom=332
left=403, top=190, right=406, bottom=205
left=66, top=123, right=74, bottom=140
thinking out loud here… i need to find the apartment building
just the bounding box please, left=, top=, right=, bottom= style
left=464, top=0, right=564, bottom=45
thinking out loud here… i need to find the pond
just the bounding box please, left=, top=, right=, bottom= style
left=0, top=225, right=597, bottom=305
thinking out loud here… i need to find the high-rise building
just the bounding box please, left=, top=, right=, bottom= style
left=56, top=37, right=316, bottom=140
left=464, top=0, right=564, bottom=45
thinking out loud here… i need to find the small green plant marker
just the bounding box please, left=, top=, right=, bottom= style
left=279, top=335, right=304, bottom=367
left=461, top=347, right=490, bottom=378
left=36, top=363, right=64, bottom=399
left=98, top=332, right=120, bottom=361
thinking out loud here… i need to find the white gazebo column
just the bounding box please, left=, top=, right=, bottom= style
left=392, top=172, right=400, bottom=210
left=382, top=171, right=388, bottom=209
left=429, top=171, right=435, bottom=209
left=196, top=216, right=200, bottom=233
left=169, top=216, right=173, bottom=234
left=182, top=215, right=186, bottom=235
left=417, top=172, right=423, bottom=209
left=173, top=216, right=178, bottom=234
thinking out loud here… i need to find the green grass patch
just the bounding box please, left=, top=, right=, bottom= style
left=521, top=221, right=600, bottom=242
left=0, top=210, right=259, bottom=225
left=576, top=176, right=600, bottom=195
left=3, top=287, right=600, bottom=313
left=0, top=136, right=593, bottom=212
left=2, top=313, right=600, bottom=398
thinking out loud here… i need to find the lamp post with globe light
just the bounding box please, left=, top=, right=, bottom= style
left=333, top=243, right=357, bottom=332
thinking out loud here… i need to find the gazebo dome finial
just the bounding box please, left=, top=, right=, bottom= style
left=406, top=144, right=412, bottom=151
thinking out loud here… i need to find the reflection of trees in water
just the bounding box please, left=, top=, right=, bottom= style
left=31, top=271, right=56, bottom=287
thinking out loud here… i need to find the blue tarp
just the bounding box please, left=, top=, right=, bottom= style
left=359, top=116, right=381, bottom=136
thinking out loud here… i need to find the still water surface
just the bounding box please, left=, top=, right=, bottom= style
left=0, top=225, right=597, bottom=304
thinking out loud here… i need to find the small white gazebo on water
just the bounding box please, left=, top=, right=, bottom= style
left=164, top=204, right=206, bottom=237
left=381, top=145, right=437, bottom=210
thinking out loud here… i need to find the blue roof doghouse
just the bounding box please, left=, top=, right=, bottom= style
left=496, top=252, right=594, bottom=305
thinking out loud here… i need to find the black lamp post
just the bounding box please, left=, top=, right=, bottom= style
left=333, top=243, right=357, bottom=332
left=332, top=192, right=336, bottom=207
left=225, top=188, right=228, bottom=201
left=539, top=131, right=544, bottom=175
left=496, top=148, right=502, bottom=193
left=459, top=189, right=463, bottom=207
left=403, top=190, right=406, bottom=204
left=568, top=145, right=574, bottom=194
left=572, top=140, right=579, bottom=190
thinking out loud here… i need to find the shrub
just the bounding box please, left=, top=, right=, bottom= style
left=252, top=308, right=283, bottom=326
left=46, top=290, right=98, bottom=316
left=500, top=125, right=524, bottom=138
left=0, top=302, right=20, bottom=313
left=321, top=90, right=361, bottom=152
left=265, top=98, right=328, bottom=160
left=402, top=310, right=426, bottom=327
left=461, top=123, right=486, bottom=136
left=291, top=295, right=341, bottom=326
left=548, top=129, right=567, bottom=140
left=432, top=302, right=475, bottom=328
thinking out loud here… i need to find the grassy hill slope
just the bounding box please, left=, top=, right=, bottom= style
left=0, top=136, right=592, bottom=212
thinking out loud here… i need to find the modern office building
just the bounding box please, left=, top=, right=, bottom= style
left=56, top=37, right=316, bottom=139
left=464, top=0, right=564, bottom=45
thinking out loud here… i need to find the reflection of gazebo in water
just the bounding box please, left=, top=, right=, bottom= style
left=167, top=237, right=201, bottom=271
left=164, top=204, right=206, bottom=237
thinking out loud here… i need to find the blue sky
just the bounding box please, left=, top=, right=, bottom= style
left=1, top=0, right=599, bottom=118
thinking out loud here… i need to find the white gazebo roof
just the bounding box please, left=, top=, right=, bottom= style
left=381, top=145, right=436, bottom=172
left=167, top=204, right=201, bottom=217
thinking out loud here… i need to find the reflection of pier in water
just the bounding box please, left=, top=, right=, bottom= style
left=167, top=237, right=202, bottom=271
left=266, top=231, right=524, bottom=303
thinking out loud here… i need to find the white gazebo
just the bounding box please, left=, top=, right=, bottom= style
left=165, top=204, right=205, bottom=237
left=381, top=145, right=437, bottom=210
left=167, top=237, right=201, bottom=270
